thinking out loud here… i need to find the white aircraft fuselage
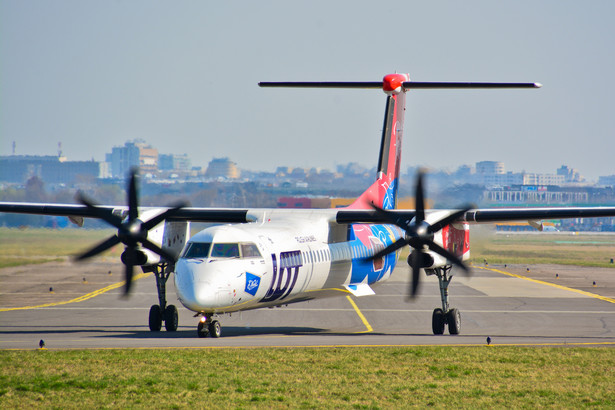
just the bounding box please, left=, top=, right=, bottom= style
left=174, top=209, right=404, bottom=315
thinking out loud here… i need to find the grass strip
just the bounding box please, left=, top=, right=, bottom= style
left=470, top=232, right=615, bottom=268
left=0, top=228, right=119, bottom=267
left=1, top=347, right=613, bottom=408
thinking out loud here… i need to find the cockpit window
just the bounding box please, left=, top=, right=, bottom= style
left=182, top=241, right=262, bottom=260
left=211, top=243, right=240, bottom=258
left=181, top=242, right=211, bottom=259
left=241, top=243, right=262, bottom=258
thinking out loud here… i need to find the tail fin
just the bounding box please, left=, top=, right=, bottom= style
left=349, top=73, right=409, bottom=210
left=259, top=75, right=540, bottom=211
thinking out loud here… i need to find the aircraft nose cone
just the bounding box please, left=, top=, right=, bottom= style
left=174, top=262, right=219, bottom=311
left=176, top=278, right=218, bottom=311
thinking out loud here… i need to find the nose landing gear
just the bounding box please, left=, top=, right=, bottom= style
left=197, top=315, right=222, bottom=338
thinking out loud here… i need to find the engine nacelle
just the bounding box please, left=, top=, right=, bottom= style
left=408, top=250, right=449, bottom=269
left=121, top=209, right=190, bottom=267
left=121, top=249, right=150, bottom=266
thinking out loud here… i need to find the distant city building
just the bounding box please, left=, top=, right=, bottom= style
left=482, top=172, right=524, bottom=186
left=0, top=155, right=104, bottom=184
left=105, top=140, right=158, bottom=178
left=204, top=157, right=240, bottom=179
left=598, top=175, right=615, bottom=186
left=476, top=161, right=505, bottom=175
left=275, top=166, right=292, bottom=177
left=475, top=161, right=574, bottom=187
left=485, top=185, right=589, bottom=204
left=521, top=173, right=565, bottom=186
left=557, top=165, right=583, bottom=183
left=159, top=154, right=191, bottom=171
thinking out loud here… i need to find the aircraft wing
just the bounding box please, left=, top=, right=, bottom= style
left=2, top=202, right=615, bottom=226
left=463, top=207, right=615, bottom=223
left=335, top=207, right=615, bottom=225
left=0, top=202, right=252, bottom=223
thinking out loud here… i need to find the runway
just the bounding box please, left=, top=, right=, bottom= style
left=1, top=260, right=615, bottom=349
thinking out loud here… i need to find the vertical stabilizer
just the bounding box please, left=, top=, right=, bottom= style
left=258, top=75, right=539, bottom=211
left=349, top=74, right=409, bottom=210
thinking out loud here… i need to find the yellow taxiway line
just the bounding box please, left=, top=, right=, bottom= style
left=346, top=295, right=373, bottom=333
left=475, top=266, right=615, bottom=304
left=0, top=272, right=152, bottom=312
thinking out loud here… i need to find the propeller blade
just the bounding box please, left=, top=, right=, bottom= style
left=141, top=238, right=177, bottom=263
left=425, top=241, right=470, bottom=274
left=74, top=235, right=121, bottom=261
left=368, top=238, right=409, bottom=261
left=368, top=202, right=414, bottom=231
left=76, top=192, right=123, bottom=228
left=409, top=251, right=422, bottom=297
left=428, top=206, right=473, bottom=233
left=127, top=168, right=139, bottom=222
left=142, top=201, right=188, bottom=231
left=123, top=260, right=134, bottom=295
left=415, top=171, right=425, bottom=223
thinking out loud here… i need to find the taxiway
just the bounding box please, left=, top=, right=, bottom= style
left=1, top=260, right=614, bottom=349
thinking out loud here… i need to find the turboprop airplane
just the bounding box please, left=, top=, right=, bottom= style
left=3, top=73, right=615, bottom=338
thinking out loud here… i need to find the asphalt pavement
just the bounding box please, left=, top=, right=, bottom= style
left=1, top=260, right=614, bottom=349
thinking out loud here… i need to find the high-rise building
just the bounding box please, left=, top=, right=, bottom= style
left=105, top=140, right=158, bottom=177
left=159, top=154, right=191, bottom=171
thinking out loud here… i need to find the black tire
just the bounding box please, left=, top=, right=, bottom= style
left=432, top=308, right=445, bottom=335
left=164, top=305, right=179, bottom=332
left=447, top=308, right=461, bottom=335
left=148, top=305, right=162, bottom=332
left=208, top=320, right=222, bottom=338
left=197, top=321, right=208, bottom=338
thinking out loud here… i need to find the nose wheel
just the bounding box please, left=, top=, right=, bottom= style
left=197, top=317, right=222, bottom=338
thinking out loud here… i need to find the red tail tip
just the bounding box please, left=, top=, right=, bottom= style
left=383, top=74, right=409, bottom=93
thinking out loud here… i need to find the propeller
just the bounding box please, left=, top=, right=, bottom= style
left=74, top=168, right=187, bottom=295
left=368, top=171, right=471, bottom=298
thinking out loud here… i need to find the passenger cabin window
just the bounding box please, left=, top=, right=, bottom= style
left=181, top=242, right=211, bottom=259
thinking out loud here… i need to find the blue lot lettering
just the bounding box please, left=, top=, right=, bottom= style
left=261, top=251, right=303, bottom=302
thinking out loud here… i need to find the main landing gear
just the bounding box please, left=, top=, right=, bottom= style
left=197, top=315, right=222, bottom=338
left=147, top=263, right=179, bottom=332
left=426, top=265, right=461, bottom=335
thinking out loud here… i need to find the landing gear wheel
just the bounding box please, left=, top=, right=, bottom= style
left=164, top=305, right=179, bottom=332
left=197, top=321, right=209, bottom=338
left=432, top=308, right=445, bottom=335
left=149, top=305, right=162, bottom=331
left=208, top=320, right=222, bottom=338
left=447, top=308, right=461, bottom=335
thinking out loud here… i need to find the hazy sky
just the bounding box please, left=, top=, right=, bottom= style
left=1, top=1, right=614, bottom=181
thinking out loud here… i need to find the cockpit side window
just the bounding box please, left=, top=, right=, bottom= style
left=241, top=243, right=262, bottom=258
left=181, top=242, right=211, bottom=259
left=211, top=243, right=240, bottom=258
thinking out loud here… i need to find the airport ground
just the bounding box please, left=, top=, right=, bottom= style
left=1, top=257, right=614, bottom=350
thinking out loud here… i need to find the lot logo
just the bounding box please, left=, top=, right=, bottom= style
left=260, top=251, right=303, bottom=303
left=244, top=272, right=261, bottom=296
